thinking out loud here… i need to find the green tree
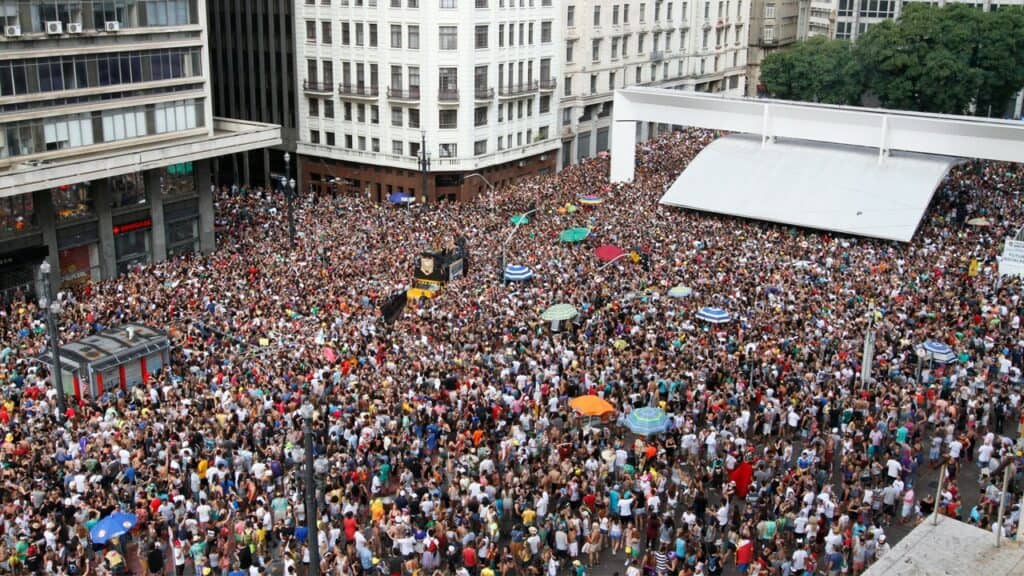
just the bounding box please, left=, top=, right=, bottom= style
left=856, top=4, right=1024, bottom=115
left=760, top=36, right=863, bottom=105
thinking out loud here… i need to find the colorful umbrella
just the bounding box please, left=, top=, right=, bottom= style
left=921, top=340, right=956, bottom=364
left=541, top=303, right=579, bottom=321
left=559, top=227, right=590, bottom=243
left=668, top=285, right=693, bottom=298
left=625, top=406, right=670, bottom=436
left=696, top=307, right=732, bottom=323
left=90, top=512, right=138, bottom=544
left=595, top=244, right=626, bottom=262
left=510, top=214, right=530, bottom=225
left=579, top=195, right=604, bottom=206
left=569, top=395, right=616, bottom=417
left=504, top=264, right=534, bottom=281
left=565, top=203, right=578, bottom=214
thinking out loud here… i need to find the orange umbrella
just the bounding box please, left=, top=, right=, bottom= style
left=569, top=395, right=616, bottom=417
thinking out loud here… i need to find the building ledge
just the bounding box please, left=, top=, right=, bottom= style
left=0, top=118, right=281, bottom=198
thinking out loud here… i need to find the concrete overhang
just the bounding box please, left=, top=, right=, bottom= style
left=0, top=118, right=281, bottom=198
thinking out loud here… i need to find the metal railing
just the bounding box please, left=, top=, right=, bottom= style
left=387, top=87, right=421, bottom=100
left=539, top=78, right=557, bottom=91
left=303, top=80, right=333, bottom=93
left=499, top=81, right=539, bottom=97
left=438, top=89, right=459, bottom=101
left=474, top=87, right=494, bottom=100
left=338, top=84, right=380, bottom=97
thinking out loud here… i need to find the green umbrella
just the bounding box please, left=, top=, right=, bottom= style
left=559, top=227, right=590, bottom=243
left=510, top=214, right=530, bottom=225
left=541, top=303, right=579, bottom=321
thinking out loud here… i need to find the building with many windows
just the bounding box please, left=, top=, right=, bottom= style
left=295, top=0, right=562, bottom=203
left=745, top=0, right=804, bottom=95
left=560, top=1, right=749, bottom=166
left=0, top=0, right=280, bottom=298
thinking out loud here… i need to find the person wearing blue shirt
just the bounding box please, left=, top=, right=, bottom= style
left=609, top=486, right=621, bottom=520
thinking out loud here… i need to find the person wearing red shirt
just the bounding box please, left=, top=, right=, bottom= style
left=462, top=544, right=478, bottom=574
left=735, top=537, right=754, bottom=573
left=343, top=511, right=358, bottom=544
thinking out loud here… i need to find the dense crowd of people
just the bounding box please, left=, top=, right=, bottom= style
left=0, top=128, right=1022, bottom=576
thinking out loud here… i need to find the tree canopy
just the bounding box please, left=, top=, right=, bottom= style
left=760, top=5, right=1024, bottom=116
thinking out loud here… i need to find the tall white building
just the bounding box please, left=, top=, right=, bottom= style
left=295, top=0, right=562, bottom=203
left=560, top=0, right=750, bottom=166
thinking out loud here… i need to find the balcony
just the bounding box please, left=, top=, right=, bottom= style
left=387, top=87, right=421, bottom=101
left=651, top=50, right=664, bottom=61
left=438, top=89, right=460, bottom=103
left=303, top=80, right=334, bottom=94
left=539, top=78, right=557, bottom=91
left=338, top=84, right=380, bottom=99
left=498, top=81, right=540, bottom=99
left=474, top=87, right=494, bottom=101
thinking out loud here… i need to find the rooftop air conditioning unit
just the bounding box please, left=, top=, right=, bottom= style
left=45, top=21, right=63, bottom=34
left=67, top=22, right=83, bottom=34
left=105, top=21, right=120, bottom=32
left=4, top=25, right=21, bottom=37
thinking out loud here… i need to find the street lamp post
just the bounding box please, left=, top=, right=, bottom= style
left=301, top=402, right=320, bottom=575
left=464, top=173, right=495, bottom=211
left=283, top=152, right=297, bottom=249
left=418, top=132, right=431, bottom=204
left=39, top=261, right=67, bottom=421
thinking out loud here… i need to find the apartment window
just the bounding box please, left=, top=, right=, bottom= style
left=612, top=37, right=619, bottom=59
left=475, top=106, right=488, bottom=126
left=345, top=134, right=353, bottom=148
left=764, top=4, right=775, bottom=18
left=371, top=105, right=380, bottom=124
left=763, top=26, right=774, bottom=42
left=405, top=108, right=418, bottom=128
left=475, top=25, right=488, bottom=49
left=540, top=95, right=550, bottom=113
left=310, top=130, right=321, bottom=144
left=566, top=40, right=575, bottom=63
left=391, top=24, right=402, bottom=48
left=528, top=22, right=534, bottom=44
left=392, top=141, right=403, bottom=155
left=440, top=0, right=457, bottom=7
left=408, top=25, right=420, bottom=49
left=541, top=21, right=552, bottom=43
left=703, top=1, right=709, bottom=18
left=324, top=100, right=335, bottom=118
left=593, top=6, right=601, bottom=25
left=309, top=98, right=320, bottom=117
left=590, top=74, right=597, bottom=94
left=358, top=136, right=366, bottom=151
left=306, top=20, right=316, bottom=42
left=326, top=132, right=336, bottom=146
left=344, top=102, right=352, bottom=120
left=592, top=39, right=601, bottom=62
left=392, top=107, right=403, bottom=126
left=609, top=71, right=616, bottom=90
left=409, top=142, right=419, bottom=157
left=613, top=5, right=620, bottom=24
left=561, top=108, right=572, bottom=125
left=564, top=76, right=572, bottom=96
left=622, top=34, right=629, bottom=57
left=391, top=0, right=401, bottom=5
left=638, top=33, right=645, bottom=53
left=640, top=3, right=646, bottom=22
left=321, top=21, right=332, bottom=43
left=439, top=109, right=457, bottom=129
left=474, top=139, right=487, bottom=156
left=518, top=23, right=524, bottom=45
left=667, top=2, right=673, bottom=19
left=497, top=136, right=504, bottom=149
left=371, top=138, right=380, bottom=152
left=635, top=66, right=642, bottom=83
left=439, top=68, right=458, bottom=93
left=341, top=22, right=350, bottom=45
left=567, top=5, right=575, bottom=26
left=624, top=4, right=630, bottom=22
left=438, top=143, right=457, bottom=158
left=499, top=24, right=505, bottom=47
left=476, top=0, right=488, bottom=7
left=439, top=26, right=458, bottom=50
left=355, top=22, right=364, bottom=46
left=655, top=0, right=661, bottom=20
left=357, top=103, right=366, bottom=122
left=369, top=23, right=378, bottom=47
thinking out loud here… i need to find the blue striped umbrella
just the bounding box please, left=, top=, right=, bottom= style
left=504, top=264, right=534, bottom=281
left=625, top=407, right=670, bottom=436
left=696, top=306, right=732, bottom=324
left=921, top=340, right=956, bottom=364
